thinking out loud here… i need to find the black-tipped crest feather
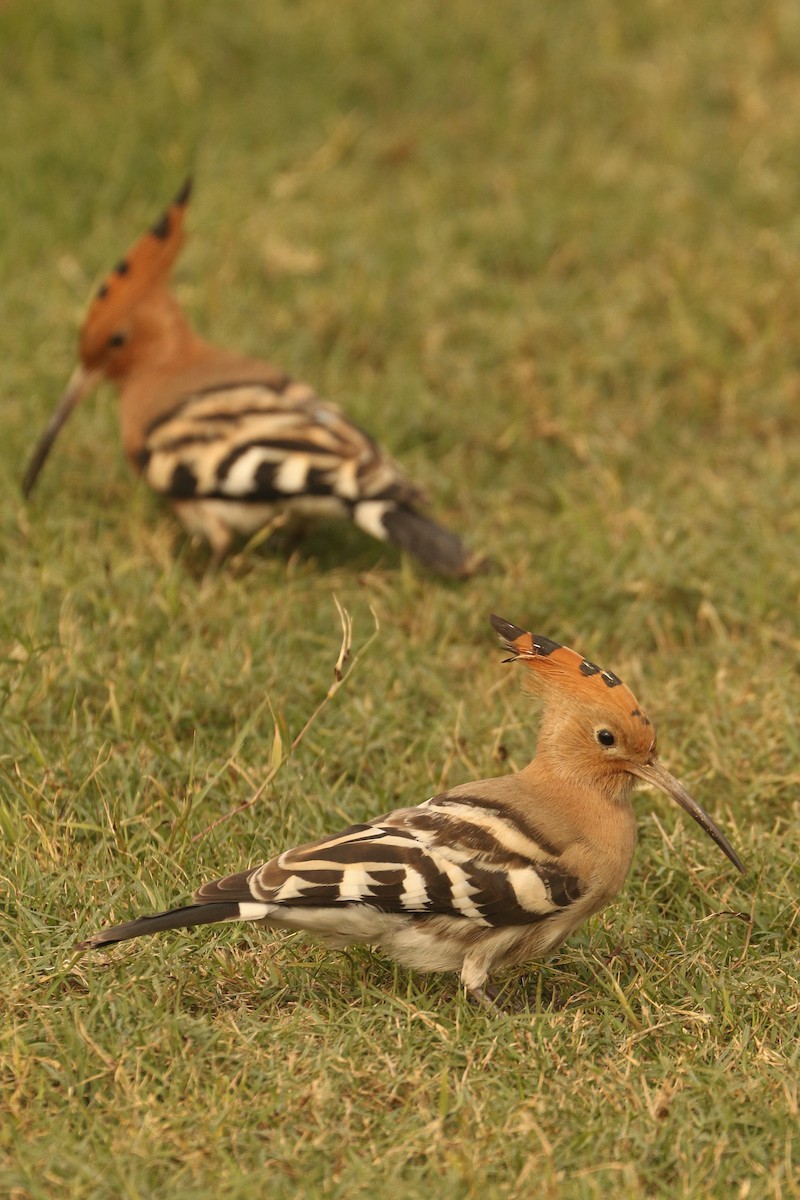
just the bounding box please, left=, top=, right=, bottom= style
left=490, top=614, right=528, bottom=645
left=174, top=176, right=193, bottom=207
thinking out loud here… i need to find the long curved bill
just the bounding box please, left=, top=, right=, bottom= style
left=22, top=364, right=102, bottom=497
left=632, top=758, right=744, bottom=874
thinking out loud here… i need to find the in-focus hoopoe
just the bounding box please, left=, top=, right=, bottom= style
left=23, top=181, right=482, bottom=576
left=78, top=615, right=743, bottom=1006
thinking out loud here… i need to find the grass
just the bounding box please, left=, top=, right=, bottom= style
left=1, top=0, right=799, bottom=1196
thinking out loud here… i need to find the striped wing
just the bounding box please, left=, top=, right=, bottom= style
left=138, top=380, right=422, bottom=509
left=196, top=797, right=583, bottom=929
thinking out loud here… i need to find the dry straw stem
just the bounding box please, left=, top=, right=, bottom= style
left=192, top=597, right=379, bottom=842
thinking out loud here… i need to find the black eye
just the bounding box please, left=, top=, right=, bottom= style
left=107, top=332, right=127, bottom=348
left=596, top=729, right=616, bottom=747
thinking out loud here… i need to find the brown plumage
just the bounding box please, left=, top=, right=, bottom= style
left=77, top=615, right=744, bottom=1007
left=23, top=181, right=482, bottom=575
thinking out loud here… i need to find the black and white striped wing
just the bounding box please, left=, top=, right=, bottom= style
left=138, top=380, right=422, bottom=510
left=196, top=797, right=584, bottom=929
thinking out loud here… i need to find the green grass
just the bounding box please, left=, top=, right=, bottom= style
left=2, top=1, right=799, bottom=1196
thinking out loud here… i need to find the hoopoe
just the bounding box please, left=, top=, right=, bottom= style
left=22, top=181, right=482, bottom=576
left=78, top=615, right=743, bottom=1007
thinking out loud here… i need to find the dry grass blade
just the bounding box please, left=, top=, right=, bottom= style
left=192, top=598, right=378, bottom=841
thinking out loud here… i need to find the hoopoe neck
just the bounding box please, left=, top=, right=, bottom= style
left=515, top=756, right=638, bottom=879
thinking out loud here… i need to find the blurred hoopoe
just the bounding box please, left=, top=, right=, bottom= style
left=78, top=615, right=743, bottom=1007
left=23, top=181, right=482, bottom=576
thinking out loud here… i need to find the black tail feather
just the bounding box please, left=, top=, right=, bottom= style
left=77, top=901, right=242, bottom=950
left=382, top=507, right=485, bottom=577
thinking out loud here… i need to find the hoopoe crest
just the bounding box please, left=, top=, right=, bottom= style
left=78, top=615, right=743, bottom=1008
left=23, top=180, right=482, bottom=576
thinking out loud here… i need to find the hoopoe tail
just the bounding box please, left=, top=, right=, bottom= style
left=377, top=504, right=486, bottom=577
left=77, top=901, right=255, bottom=949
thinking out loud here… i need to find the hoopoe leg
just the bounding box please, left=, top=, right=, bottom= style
left=461, top=956, right=529, bottom=1011
left=206, top=528, right=235, bottom=574
left=173, top=500, right=234, bottom=574
left=461, top=957, right=499, bottom=1010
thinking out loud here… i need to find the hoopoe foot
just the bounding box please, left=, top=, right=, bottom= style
left=466, top=976, right=551, bottom=1013
left=207, top=539, right=234, bottom=575
left=465, top=982, right=524, bottom=1013
left=466, top=983, right=503, bottom=1011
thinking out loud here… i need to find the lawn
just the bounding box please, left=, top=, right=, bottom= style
left=1, top=1, right=799, bottom=1197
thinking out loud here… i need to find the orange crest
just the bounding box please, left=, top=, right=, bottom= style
left=78, top=179, right=192, bottom=367
left=490, top=614, right=651, bottom=725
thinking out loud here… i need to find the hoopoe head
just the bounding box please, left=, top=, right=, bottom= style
left=77, top=178, right=192, bottom=377
left=491, top=615, right=743, bottom=872
left=22, top=180, right=194, bottom=497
